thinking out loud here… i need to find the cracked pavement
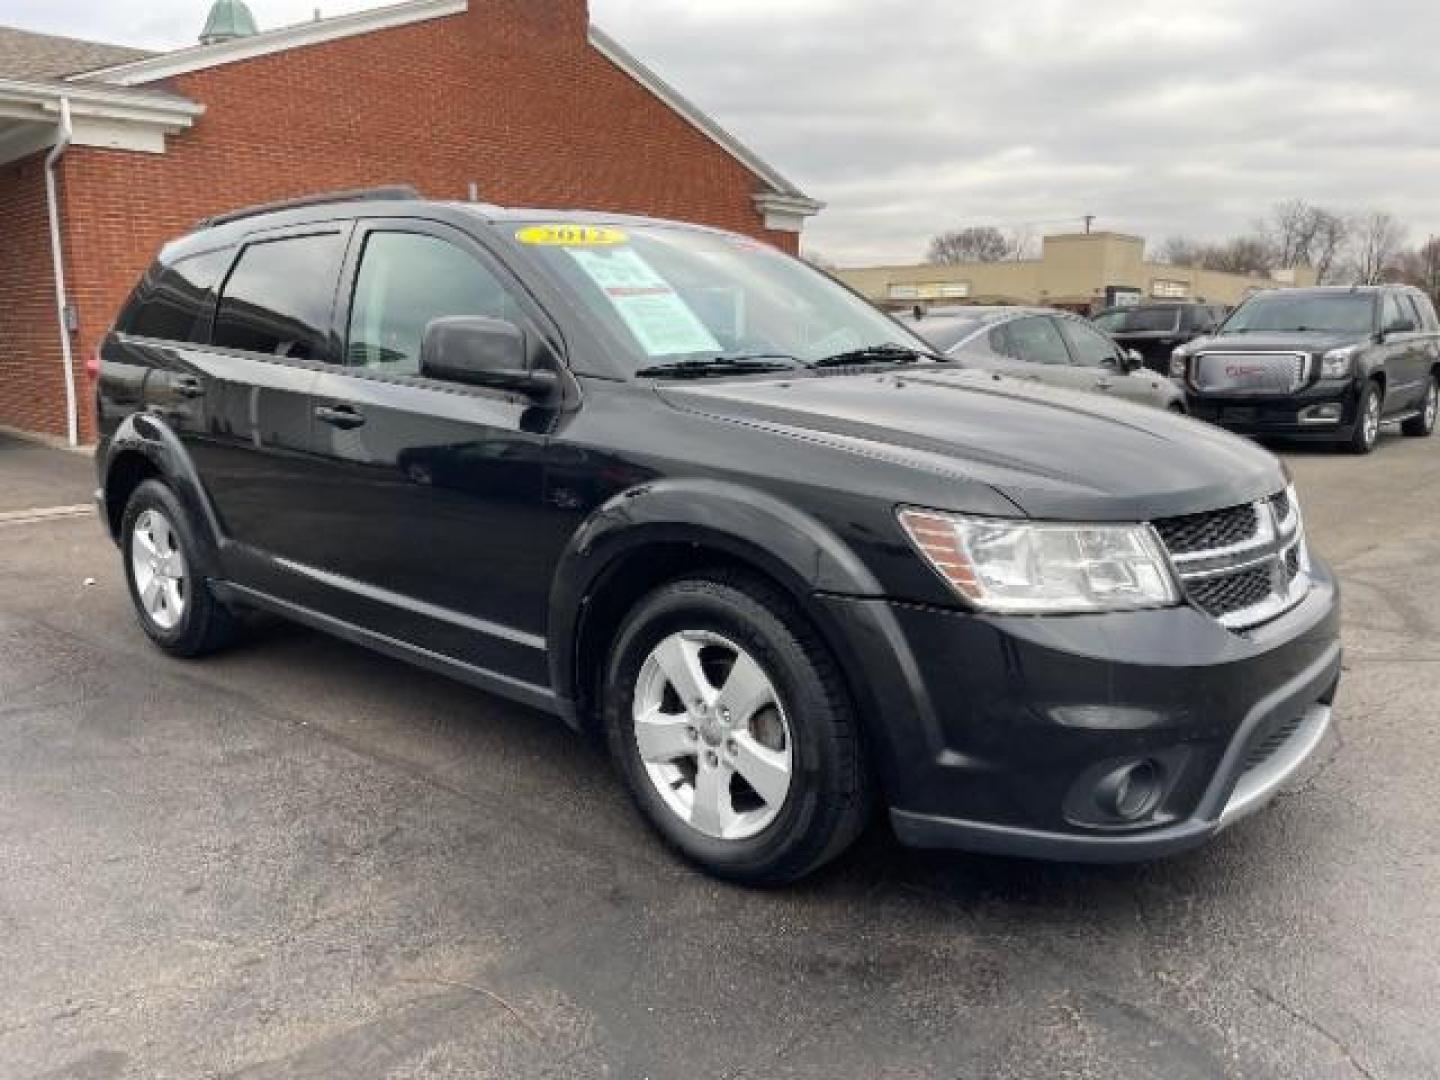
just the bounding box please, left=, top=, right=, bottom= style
left=1, top=430, right=1438, bottom=1078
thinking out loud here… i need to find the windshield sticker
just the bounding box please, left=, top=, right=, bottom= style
left=515, top=224, right=629, bottom=247
left=567, top=248, right=722, bottom=357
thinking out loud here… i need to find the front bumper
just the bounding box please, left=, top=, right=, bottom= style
left=1186, top=380, right=1359, bottom=440
left=817, top=556, right=1341, bottom=861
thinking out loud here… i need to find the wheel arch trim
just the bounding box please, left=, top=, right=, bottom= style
left=546, top=478, right=885, bottom=723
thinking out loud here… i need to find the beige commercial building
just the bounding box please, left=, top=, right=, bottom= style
left=837, top=231, right=1317, bottom=314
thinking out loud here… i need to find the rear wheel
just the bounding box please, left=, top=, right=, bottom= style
left=1402, top=375, right=1437, bottom=437
left=1347, top=380, right=1382, bottom=454
left=603, top=572, right=871, bottom=885
left=121, top=480, right=238, bottom=657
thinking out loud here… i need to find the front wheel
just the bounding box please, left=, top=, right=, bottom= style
left=603, top=573, right=871, bottom=885
left=1402, top=375, right=1437, bottom=437
left=1347, top=380, right=1382, bottom=454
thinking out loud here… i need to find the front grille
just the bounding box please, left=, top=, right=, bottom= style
left=1193, top=352, right=1307, bottom=395
left=1187, top=566, right=1273, bottom=618
left=1240, top=713, right=1307, bottom=774
left=1152, top=503, right=1258, bottom=554
left=1152, top=492, right=1310, bottom=630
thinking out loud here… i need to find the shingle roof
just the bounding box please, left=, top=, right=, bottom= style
left=0, top=25, right=154, bottom=80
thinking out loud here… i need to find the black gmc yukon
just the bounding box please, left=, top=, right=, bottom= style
left=95, top=191, right=1342, bottom=884
left=1172, top=285, right=1440, bottom=453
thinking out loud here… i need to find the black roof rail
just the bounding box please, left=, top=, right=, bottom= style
left=194, top=185, right=423, bottom=230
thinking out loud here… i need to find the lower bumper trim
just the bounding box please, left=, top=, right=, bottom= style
left=892, top=686, right=1337, bottom=863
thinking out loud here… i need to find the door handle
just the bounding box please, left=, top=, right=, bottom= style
left=173, top=376, right=205, bottom=399
left=315, top=404, right=366, bottom=430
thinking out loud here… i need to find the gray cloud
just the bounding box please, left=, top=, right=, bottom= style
left=7, top=0, right=1439, bottom=262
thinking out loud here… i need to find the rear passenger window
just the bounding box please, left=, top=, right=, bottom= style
left=212, top=233, right=345, bottom=360
left=121, top=249, right=231, bottom=343
left=346, top=231, right=524, bottom=376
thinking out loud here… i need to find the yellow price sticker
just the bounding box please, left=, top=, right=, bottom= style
left=515, top=224, right=629, bottom=247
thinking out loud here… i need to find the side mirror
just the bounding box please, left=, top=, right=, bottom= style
left=1123, top=348, right=1144, bottom=372
left=420, top=317, right=556, bottom=396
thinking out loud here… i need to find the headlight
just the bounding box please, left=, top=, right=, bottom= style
left=897, top=509, right=1181, bottom=614
left=1169, top=349, right=1188, bottom=378
left=1320, top=346, right=1357, bottom=379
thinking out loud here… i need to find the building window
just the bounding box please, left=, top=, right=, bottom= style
left=1151, top=279, right=1190, bottom=299
left=888, top=282, right=971, bottom=301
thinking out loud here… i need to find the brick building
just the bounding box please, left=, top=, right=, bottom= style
left=0, top=0, right=821, bottom=444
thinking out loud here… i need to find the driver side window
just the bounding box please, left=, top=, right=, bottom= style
left=347, top=231, right=524, bottom=376
left=1382, top=293, right=1410, bottom=334
left=1003, top=316, right=1072, bottom=365
left=1058, top=318, right=1121, bottom=368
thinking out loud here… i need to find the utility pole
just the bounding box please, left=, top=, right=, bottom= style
left=1083, top=215, right=1096, bottom=235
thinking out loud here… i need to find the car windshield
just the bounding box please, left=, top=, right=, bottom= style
left=1224, top=293, right=1377, bottom=334
left=511, top=222, right=933, bottom=374
left=1093, top=307, right=1180, bottom=333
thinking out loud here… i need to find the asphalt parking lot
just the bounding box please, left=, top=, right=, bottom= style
left=2, top=429, right=1437, bottom=1080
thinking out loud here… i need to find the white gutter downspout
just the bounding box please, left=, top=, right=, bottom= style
left=44, top=97, right=78, bottom=448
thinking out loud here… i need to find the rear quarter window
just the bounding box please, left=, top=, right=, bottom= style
left=119, top=249, right=233, bottom=343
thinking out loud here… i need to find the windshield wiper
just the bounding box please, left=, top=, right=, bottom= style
left=808, top=343, right=944, bottom=368
left=635, top=355, right=801, bottom=379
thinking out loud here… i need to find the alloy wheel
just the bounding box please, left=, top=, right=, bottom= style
left=632, top=630, right=793, bottom=840
left=130, top=509, right=188, bottom=631
left=1363, top=391, right=1381, bottom=448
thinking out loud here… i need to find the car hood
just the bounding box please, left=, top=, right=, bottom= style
left=657, top=368, right=1286, bottom=521
left=1191, top=330, right=1369, bottom=353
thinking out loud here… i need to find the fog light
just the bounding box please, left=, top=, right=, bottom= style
left=1300, top=403, right=1342, bottom=425
left=1095, top=759, right=1164, bottom=821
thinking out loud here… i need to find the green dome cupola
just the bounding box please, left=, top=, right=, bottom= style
left=200, top=0, right=260, bottom=45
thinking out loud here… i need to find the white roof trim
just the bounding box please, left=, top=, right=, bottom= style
left=587, top=25, right=818, bottom=206
left=0, top=78, right=202, bottom=163
left=71, top=0, right=468, bottom=86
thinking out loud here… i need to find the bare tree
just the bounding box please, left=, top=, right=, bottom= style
left=1349, top=211, right=1407, bottom=285
left=1310, top=209, right=1350, bottom=284
left=928, top=226, right=1012, bottom=265
left=1006, top=225, right=1039, bottom=261
left=1395, top=236, right=1440, bottom=302
left=1155, top=236, right=1205, bottom=266
left=1200, top=236, right=1276, bottom=277
left=1267, top=199, right=1325, bottom=269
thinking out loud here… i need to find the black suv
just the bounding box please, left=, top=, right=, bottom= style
left=1093, top=303, right=1226, bottom=373
left=1171, top=285, right=1440, bottom=453
left=95, top=191, right=1341, bottom=884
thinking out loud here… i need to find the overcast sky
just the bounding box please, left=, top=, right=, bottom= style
left=9, top=0, right=1439, bottom=264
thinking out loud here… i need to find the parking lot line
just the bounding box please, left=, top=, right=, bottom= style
left=0, top=504, right=94, bottom=527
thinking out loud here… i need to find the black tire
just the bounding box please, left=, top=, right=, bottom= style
left=1347, top=380, right=1383, bottom=454
left=120, top=479, right=238, bottom=657
left=1166, top=401, right=1187, bottom=414
left=1401, top=375, right=1438, bottom=437
left=603, top=571, right=872, bottom=885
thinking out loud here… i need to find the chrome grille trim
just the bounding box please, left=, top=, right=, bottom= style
left=1154, top=489, right=1311, bottom=630
left=1191, top=351, right=1310, bottom=395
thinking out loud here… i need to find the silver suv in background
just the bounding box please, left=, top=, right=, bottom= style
left=903, top=306, right=1187, bottom=413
